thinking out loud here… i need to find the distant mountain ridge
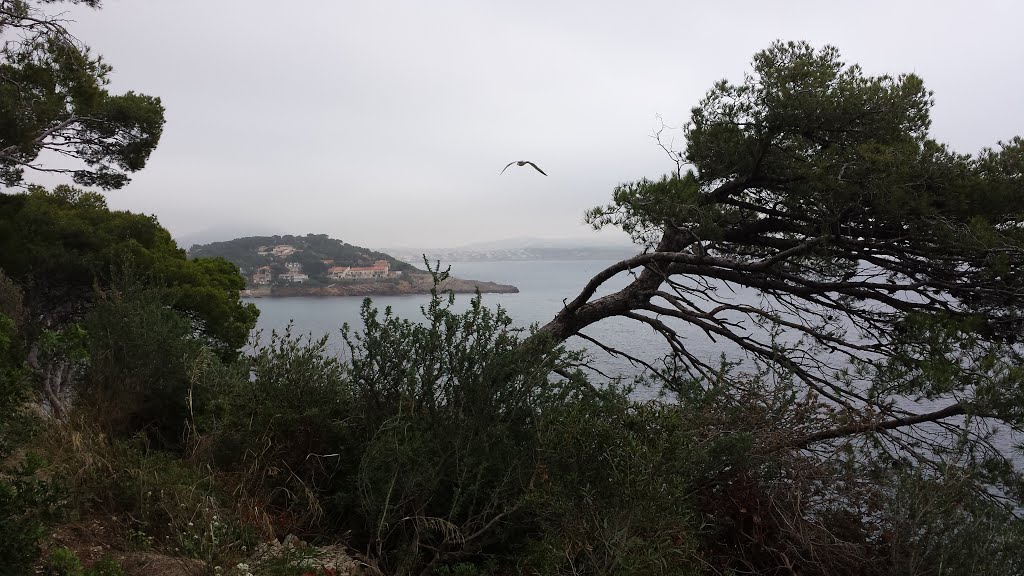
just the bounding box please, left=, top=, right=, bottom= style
left=385, top=237, right=638, bottom=263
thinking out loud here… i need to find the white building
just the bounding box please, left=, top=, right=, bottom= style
left=252, top=266, right=273, bottom=284
left=327, top=260, right=390, bottom=280
left=271, top=245, right=298, bottom=257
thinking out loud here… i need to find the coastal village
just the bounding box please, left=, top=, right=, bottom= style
left=247, top=244, right=402, bottom=287
left=189, top=235, right=518, bottom=298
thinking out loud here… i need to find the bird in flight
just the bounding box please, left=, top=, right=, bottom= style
left=501, top=160, right=547, bottom=176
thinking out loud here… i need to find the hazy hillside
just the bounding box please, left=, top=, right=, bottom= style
left=188, top=234, right=419, bottom=277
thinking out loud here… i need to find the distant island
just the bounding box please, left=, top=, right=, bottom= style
left=187, top=234, right=518, bottom=297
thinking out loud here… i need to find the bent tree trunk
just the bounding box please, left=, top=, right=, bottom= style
left=529, top=170, right=1024, bottom=450
left=528, top=43, right=1024, bottom=453
left=26, top=341, right=74, bottom=420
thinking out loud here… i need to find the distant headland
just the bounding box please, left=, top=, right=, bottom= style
left=186, top=234, right=518, bottom=297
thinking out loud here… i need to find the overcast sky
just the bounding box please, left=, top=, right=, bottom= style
left=54, top=0, right=1024, bottom=249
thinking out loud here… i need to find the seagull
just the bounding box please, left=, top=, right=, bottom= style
left=501, top=160, right=547, bottom=176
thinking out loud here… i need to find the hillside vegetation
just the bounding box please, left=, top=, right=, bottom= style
left=2, top=9, right=1024, bottom=575
left=188, top=234, right=418, bottom=282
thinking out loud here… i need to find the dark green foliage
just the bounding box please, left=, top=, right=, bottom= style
left=0, top=425, right=63, bottom=576
left=0, top=275, right=29, bottom=452
left=209, top=326, right=355, bottom=534
left=341, top=288, right=554, bottom=572
left=526, top=385, right=705, bottom=576
left=43, top=547, right=83, bottom=576
left=557, top=44, right=1024, bottom=549
left=0, top=186, right=258, bottom=357
left=875, top=465, right=1024, bottom=575
left=83, top=557, right=126, bottom=576
left=0, top=281, right=62, bottom=575
left=207, top=280, right=562, bottom=573
left=3, top=37, right=1023, bottom=576
left=39, top=548, right=124, bottom=576
left=0, top=1, right=165, bottom=190
left=81, top=287, right=237, bottom=450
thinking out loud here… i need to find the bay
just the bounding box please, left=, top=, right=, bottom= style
left=249, top=260, right=748, bottom=399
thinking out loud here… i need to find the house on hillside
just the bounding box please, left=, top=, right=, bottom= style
left=327, top=260, right=390, bottom=280
left=271, top=245, right=298, bottom=257
left=279, top=271, right=309, bottom=283
left=252, top=266, right=273, bottom=285
left=285, top=262, right=303, bottom=272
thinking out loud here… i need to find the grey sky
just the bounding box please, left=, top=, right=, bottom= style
left=57, top=0, right=1024, bottom=249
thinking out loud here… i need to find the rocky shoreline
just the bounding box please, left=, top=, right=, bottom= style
left=242, top=273, right=518, bottom=298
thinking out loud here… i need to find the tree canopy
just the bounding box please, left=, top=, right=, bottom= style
left=541, top=41, right=1024, bottom=455
left=0, top=0, right=165, bottom=189
left=0, top=186, right=259, bottom=356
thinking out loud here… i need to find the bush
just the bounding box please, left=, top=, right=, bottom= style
left=0, top=283, right=63, bottom=574
left=524, top=383, right=705, bottom=576
left=81, top=288, right=237, bottom=451
left=204, top=279, right=572, bottom=574
left=0, top=452, right=63, bottom=575
left=44, top=547, right=83, bottom=576
left=37, top=418, right=251, bottom=568
left=207, top=325, right=354, bottom=537
left=341, top=291, right=554, bottom=572
left=85, top=557, right=127, bottom=576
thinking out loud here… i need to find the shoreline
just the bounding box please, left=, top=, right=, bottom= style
left=242, top=273, right=518, bottom=298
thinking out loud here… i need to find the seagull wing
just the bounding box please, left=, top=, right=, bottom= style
left=500, top=161, right=517, bottom=174
left=525, top=161, right=547, bottom=176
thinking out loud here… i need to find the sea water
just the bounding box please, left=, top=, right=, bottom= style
left=248, top=260, right=736, bottom=396
left=249, top=259, right=1021, bottom=462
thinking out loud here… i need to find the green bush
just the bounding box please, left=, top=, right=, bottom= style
left=204, top=278, right=572, bottom=574
left=43, top=550, right=125, bottom=576
left=525, top=384, right=705, bottom=576
left=81, top=288, right=237, bottom=451
left=44, top=547, right=83, bottom=576
left=0, top=453, right=64, bottom=575
left=341, top=291, right=554, bottom=572
left=207, top=324, right=354, bottom=537
left=0, top=283, right=64, bottom=574
left=85, top=557, right=126, bottom=576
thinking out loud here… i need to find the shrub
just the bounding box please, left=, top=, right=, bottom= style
left=44, top=547, right=83, bottom=576
left=0, top=452, right=64, bottom=574
left=205, top=276, right=574, bottom=574
left=203, top=325, right=354, bottom=538
left=81, top=288, right=237, bottom=451
left=0, top=285, right=63, bottom=574
left=524, top=383, right=705, bottom=576
left=85, top=557, right=126, bottom=576
left=341, top=291, right=555, bottom=573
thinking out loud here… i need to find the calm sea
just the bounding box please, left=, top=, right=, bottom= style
left=248, top=260, right=741, bottom=393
